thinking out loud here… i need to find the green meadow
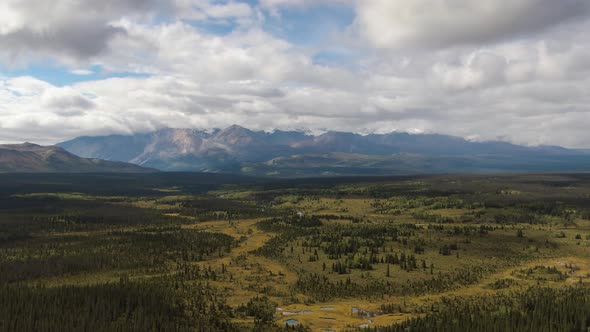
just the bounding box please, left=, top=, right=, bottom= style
left=1, top=173, right=589, bottom=331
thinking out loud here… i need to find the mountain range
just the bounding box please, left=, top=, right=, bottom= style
left=0, top=143, right=153, bottom=173
left=57, top=125, right=590, bottom=177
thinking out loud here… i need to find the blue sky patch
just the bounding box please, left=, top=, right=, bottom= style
left=0, top=63, right=150, bottom=87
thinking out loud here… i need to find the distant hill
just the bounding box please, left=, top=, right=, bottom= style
left=0, top=143, right=155, bottom=173
left=58, top=126, right=590, bottom=176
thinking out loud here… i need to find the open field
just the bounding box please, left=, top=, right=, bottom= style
left=1, top=173, right=590, bottom=331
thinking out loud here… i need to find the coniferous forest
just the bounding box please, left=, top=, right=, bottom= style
left=1, top=173, right=590, bottom=331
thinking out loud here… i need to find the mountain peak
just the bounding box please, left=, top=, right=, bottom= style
left=225, top=124, right=248, bottom=131
left=213, top=125, right=262, bottom=146
left=57, top=126, right=590, bottom=175
left=218, top=125, right=255, bottom=136
left=22, top=142, right=41, bottom=147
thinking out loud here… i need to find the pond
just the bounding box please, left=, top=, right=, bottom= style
left=282, top=310, right=313, bottom=316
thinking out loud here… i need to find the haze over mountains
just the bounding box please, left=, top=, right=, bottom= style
left=58, top=125, right=590, bottom=177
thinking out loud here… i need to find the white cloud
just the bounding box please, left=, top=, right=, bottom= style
left=40, top=87, right=95, bottom=115
left=0, top=0, right=257, bottom=66
left=353, top=0, right=590, bottom=49
left=70, top=69, right=95, bottom=76
left=259, top=0, right=353, bottom=10
left=173, top=0, right=254, bottom=21
left=0, top=0, right=590, bottom=149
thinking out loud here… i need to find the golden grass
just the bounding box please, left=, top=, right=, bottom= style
left=29, top=193, right=590, bottom=330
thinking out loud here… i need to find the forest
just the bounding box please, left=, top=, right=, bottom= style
left=0, top=173, right=589, bottom=331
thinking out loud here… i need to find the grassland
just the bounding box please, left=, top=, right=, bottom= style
left=1, top=173, right=590, bottom=331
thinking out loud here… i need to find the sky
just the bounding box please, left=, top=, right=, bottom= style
left=0, top=0, right=590, bottom=148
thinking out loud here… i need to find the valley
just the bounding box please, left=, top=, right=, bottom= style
left=1, top=173, right=590, bottom=331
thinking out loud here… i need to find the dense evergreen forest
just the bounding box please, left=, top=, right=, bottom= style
left=0, top=173, right=589, bottom=331
left=371, top=286, right=590, bottom=332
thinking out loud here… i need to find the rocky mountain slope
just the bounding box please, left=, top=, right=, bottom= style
left=58, top=126, right=590, bottom=176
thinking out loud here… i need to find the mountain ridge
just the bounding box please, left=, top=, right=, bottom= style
left=58, top=126, right=590, bottom=176
left=0, top=143, right=155, bottom=173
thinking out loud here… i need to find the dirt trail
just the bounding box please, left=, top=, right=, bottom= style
left=182, top=218, right=590, bottom=331
left=182, top=218, right=299, bottom=302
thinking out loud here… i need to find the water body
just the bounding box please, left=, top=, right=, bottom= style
left=285, top=319, right=299, bottom=326
left=282, top=310, right=313, bottom=316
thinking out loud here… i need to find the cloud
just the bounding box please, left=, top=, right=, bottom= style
left=0, top=0, right=159, bottom=64
left=431, top=52, right=507, bottom=91
left=353, top=0, right=590, bottom=49
left=259, top=0, right=353, bottom=8
left=0, top=0, right=590, bottom=149
left=70, top=69, right=95, bottom=76
left=40, top=87, right=95, bottom=115
left=0, top=0, right=256, bottom=66
left=177, top=1, right=253, bottom=20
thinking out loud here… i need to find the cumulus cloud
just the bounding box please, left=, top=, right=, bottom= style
left=70, top=69, right=95, bottom=76
left=259, top=0, right=353, bottom=9
left=176, top=0, right=253, bottom=20
left=0, top=0, right=256, bottom=65
left=0, top=0, right=155, bottom=64
left=0, top=0, right=590, bottom=149
left=40, top=87, right=95, bottom=115
left=354, top=0, right=590, bottom=49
